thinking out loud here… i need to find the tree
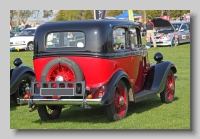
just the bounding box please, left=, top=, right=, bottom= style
left=55, top=10, right=68, bottom=21
left=106, top=10, right=124, bottom=17
left=32, top=10, right=42, bottom=23
left=43, top=10, right=53, bottom=21
left=20, top=10, right=33, bottom=24
left=82, top=10, right=94, bottom=20
left=77, top=10, right=84, bottom=20
left=10, top=10, right=17, bottom=23
left=16, top=10, right=21, bottom=26
left=146, top=10, right=161, bottom=19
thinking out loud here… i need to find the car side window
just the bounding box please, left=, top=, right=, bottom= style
left=187, top=23, right=190, bottom=32
left=130, top=26, right=142, bottom=49
left=180, top=24, right=188, bottom=31
left=113, top=27, right=129, bottom=51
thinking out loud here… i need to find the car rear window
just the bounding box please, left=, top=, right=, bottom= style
left=46, top=31, right=85, bottom=48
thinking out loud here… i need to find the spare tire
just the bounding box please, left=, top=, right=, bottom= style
left=40, top=57, right=84, bottom=91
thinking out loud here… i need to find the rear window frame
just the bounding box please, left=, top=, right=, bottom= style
left=45, top=31, right=86, bottom=50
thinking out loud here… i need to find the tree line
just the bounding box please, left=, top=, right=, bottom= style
left=10, top=10, right=54, bottom=25
left=54, top=10, right=190, bottom=22
left=10, top=10, right=190, bottom=26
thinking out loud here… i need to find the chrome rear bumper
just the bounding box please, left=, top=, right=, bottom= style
left=18, top=98, right=102, bottom=106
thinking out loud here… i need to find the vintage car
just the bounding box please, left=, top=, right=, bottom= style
left=18, top=19, right=178, bottom=122
left=148, top=18, right=190, bottom=46
left=10, top=27, right=37, bottom=51
left=10, top=58, right=35, bottom=105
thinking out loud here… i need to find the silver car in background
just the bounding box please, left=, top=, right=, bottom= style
left=150, top=18, right=190, bottom=46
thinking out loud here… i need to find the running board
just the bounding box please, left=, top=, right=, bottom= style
left=134, top=90, right=157, bottom=103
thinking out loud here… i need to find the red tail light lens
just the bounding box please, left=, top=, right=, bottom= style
left=52, top=96, right=59, bottom=99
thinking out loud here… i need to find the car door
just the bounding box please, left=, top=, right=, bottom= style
left=129, top=25, right=144, bottom=93
left=179, top=23, right=190, bottom=43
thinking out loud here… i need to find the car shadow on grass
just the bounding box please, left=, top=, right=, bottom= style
left=10, top=100, right=17, bottom=111
left=33, top=105, right=110, bottom=124
left=33, top=96, right=179, bottom=124
left=127, top=96, right=179, bottom=116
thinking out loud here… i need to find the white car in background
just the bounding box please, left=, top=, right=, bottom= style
left=10, top=27, right=37, bottom=51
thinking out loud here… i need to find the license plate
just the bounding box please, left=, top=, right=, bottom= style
left=40, top=88, right=74, bottom=96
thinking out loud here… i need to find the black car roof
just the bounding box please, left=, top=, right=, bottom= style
left=34, top=19, right=140, bottom=55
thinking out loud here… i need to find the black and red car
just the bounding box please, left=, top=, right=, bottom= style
left=19, top=19, right=177, bottom=122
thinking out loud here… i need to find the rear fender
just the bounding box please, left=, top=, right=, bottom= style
left=101, top=70, right=133, bottom=105
left=10, top=65, right=35, bottom=95
left=143, top=61, right=177, bottom=93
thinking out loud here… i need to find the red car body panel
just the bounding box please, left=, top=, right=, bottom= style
left=34, top=55, right=144, bottom=94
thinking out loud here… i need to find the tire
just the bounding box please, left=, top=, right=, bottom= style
left=105, top=80, right=128, bottom=121
left=12, top=73, right=35, bottom=105
left=27, top=42, right=34, bottom=51
left=37, top=105, right=62, bottom=121
left=172, top=37, right=179, bottom=46
left=160, top=69, right=175, bottom=103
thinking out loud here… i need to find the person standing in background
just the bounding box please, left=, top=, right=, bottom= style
left=137, top=17, right=144, bottom=37
left=145, top=18, right=156, bottom=48
left=10, top=22, right=13, bottom=31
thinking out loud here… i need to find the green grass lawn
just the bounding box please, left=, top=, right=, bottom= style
left=10, top=43, right=190, bottom=129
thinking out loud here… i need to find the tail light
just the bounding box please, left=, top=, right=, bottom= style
left=174, top=34, right=178, bottom=38
left=24, top=87, right=31, bottom=99
left=52, top=96, right=60, bottom=99
left=159, top=36, right=163, bottom=39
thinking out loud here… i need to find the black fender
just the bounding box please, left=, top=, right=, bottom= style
left=143, top=61, right=177, bottom=93
left=10, top=64, right=35, bottom=95
left=101, top=70, right=133, bottom=105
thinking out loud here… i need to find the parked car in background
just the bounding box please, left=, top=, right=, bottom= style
left=10, top=32, right=15, bottom=38
left=148, top=18, right=190, bottom=46
left=19, top=19, right=178, bottom=122
left=10, top=27, right=37, bottom=51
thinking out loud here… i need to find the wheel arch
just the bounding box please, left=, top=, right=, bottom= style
left=10, top=66, right=35, bottom=95
left=27, top=41, right=33, bottom=46
left=121, top=76, right=134, bottom=102
left=101, top=70, right=133, bottom=105
left=143, top=61, right=177, bottom=94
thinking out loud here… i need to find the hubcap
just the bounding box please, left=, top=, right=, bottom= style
left=173, top=39, right=178, bottom=46
left=28, top=44, right=34, bottom=50
left=114, top=85, right=127, bottom=117
left=166, top=74, right=175, bottom=100
left=47, top=64, right=76, bottom=88
left=119, top=96, right=124, bottom=105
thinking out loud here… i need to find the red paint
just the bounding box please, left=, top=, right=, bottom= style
left=33, top=55, right=144, bottom=94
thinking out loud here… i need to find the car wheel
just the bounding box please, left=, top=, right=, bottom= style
left=172, top=37, right=179, bottom=46
left=160, top=69, right=175, bottom=103
left=12, top=73, right=35, bottom=105
left=27, top=42, right=34, bottom=51
left=105, top=80, right=128, bottom=121
left=37, top=105, right=62, bottom=121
